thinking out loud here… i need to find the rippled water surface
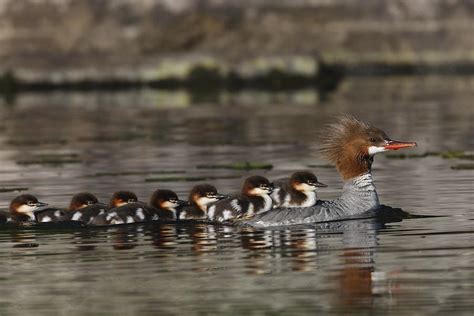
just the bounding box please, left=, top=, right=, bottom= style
left=0, top=76, right=473, bottom=315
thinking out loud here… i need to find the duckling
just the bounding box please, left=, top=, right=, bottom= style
left=35, top=192, right=100, bottom=223
left=207, top=176, right=274, bottom=222
left=178, top=184, right=228, bottom=220
left=0, top=194, right=48, bottom=225
left=271, top=171, right=327, bottom=208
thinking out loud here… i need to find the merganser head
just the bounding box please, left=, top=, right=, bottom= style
left=10, top=194, right=48, bottom=221
left=109, top=191, right=138, bottom=208
left=242, top=175, right=274, bottom=196
left=188, top=184, right=228, bottom=212
left=150, top=189, right=188, bottom=212
left=289, top=171, right=327, bottom=192
left=69, top=192, right=99, bottom=211
left=320, top=116, right=417, bottom=180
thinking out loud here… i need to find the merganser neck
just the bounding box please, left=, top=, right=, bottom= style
left=321, top=172, right=379, bottom=216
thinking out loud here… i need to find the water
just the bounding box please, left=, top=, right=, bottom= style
left=0, top=76, right=473, bottom=315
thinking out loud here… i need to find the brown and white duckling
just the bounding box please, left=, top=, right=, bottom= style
left=178, top=184, right=228, bottom=220
left=150, top=189, right=189, bottom=221
left=35, top=192, right=100, bottom=223
left=91, top=189, right=187, bottom=225
left=271, top=171, right=327, bottom=208
left=62, top=191, right=136, bottom=224
left=207, top=176, right=274, bottom=222
left=0, top=194, right=48, bottom=224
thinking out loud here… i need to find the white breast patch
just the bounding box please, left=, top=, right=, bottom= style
left=260, top=194, right=273, bottom=213
left=136, top=208, right=145, bottom=220
left=72, top=212, right=83, bottom=221
left=207, top=205, right=216, bottom=220
left=106, top=212, right=117, bottom=221
left=223, top=210, right=233, bottom=220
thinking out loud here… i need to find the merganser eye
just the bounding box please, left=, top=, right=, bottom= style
left=370, top=137, right=376, bottom=143
left=27, top=201, right=35, bottom=206
left=128, top=198, right=135, bottom=203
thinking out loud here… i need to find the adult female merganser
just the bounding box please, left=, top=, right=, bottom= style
left=243, top=116, right=416, bottom=227
left=91, top=189, right=188, bottom=225
left=178, top=184, right=228, bottom=220
left=61, top=191, right=136, bottom=224
left=0, top=194, right=48, bottom=224
left=207, top=176, right=274, bottom=222
left=271, top=171, right=327, bottom=208
left=35, top=192, right=100, bottom=223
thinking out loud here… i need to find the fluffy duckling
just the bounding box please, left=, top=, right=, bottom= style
left=207, top=176, right=274, bottom=222
left=178, top=184, right=228, bottom=220
left=271, top=171, right=327, bottom=208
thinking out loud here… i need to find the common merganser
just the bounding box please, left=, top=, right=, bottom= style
left=207, top=176, right=273, bottom=222
left=61, top=191, right=137, bottom=224
left=271, top=171, right=327, bottom=208
left=91, top=189, right=187, bottom=225
left=35, top=192, right=100, bottom=223
left=243, top=116, right=416, bottom=227
left=178, top=184, right=228, bottom=220
left=0, top=194, right=48, bottom=224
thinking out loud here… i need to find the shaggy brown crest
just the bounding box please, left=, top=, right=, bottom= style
left=319, top=116, right=388, bottom=180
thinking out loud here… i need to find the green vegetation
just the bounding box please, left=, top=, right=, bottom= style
left=17, top=153, right=82, bottom=166
left=7, top=139, right=68, bottom=146
left=0, top=187, right=28, bottom=193
left=306, top=164, right=334, bottom=169
left=78, top=132, right=146, bottom=143
left=145, top=175, right=241, bottom=182
left=386, top=151, right=473, bottom=160
left=88, top=170, right=185, bottom=177
left=451, top=164, right=474, bottom=170
left=196, top=162, right=273, bottom=170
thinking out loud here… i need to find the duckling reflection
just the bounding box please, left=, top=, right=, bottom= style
left=8, top=230, right=39, bottom=248
left=151, top=224, right=178, bottom=250
left=239, top=227, right=274, bottom=275
left=178, top=223, right=217, bottom=257
left=70, top=230, right=101, bottom=251
left=109, top=225, right=142, bottom=250
left=279, top=228, right=318, bottom=272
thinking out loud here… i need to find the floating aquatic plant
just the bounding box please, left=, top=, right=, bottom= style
left=196, top=161, right=273, bottom=170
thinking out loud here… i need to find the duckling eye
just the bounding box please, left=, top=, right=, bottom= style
left=170, top=199, right=177, bottom=203
left=27, top=201, right=35, bottom=206
left=128, top=198, right=135, bottom=203
left=370, top=137, right=376, bottom=143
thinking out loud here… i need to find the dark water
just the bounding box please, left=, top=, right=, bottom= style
left=0, top=76, right=473, bottom=315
